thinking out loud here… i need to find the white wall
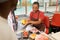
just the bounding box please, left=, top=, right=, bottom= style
left=31, top=0, right=37, bottom=3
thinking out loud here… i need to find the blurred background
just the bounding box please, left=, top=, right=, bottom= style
left=14, top=0, right=60, bottom=17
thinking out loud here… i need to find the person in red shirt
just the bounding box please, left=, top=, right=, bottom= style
left=26, top=2, right=45, bottom=31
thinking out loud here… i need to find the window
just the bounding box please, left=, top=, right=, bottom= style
left=14, top=0, right=60, bottom=17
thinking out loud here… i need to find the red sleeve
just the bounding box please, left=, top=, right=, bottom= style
left=39, top=12, right=45, bottom=20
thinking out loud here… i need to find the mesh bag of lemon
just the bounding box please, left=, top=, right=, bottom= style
left=21, top=19, right=27, bottom=25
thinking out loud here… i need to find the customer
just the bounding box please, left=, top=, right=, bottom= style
left=0, top=0, right=18, bottom=40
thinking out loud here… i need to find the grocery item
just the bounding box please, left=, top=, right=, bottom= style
left=15, top=15, right=18, bottom=19
left=35, top=34, right=49, bottom=40
left=21, top=19, right=27, bottom=25
left=29, top=33, right=37, bottom=39
left=30, top=27, right=39, bottom=33
left=23, top=31, right=28, bottom=37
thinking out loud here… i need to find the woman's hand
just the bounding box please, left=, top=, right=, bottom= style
left=24, top=21, right=29, bottom=26
left=24, top=20, right=31, bottom=26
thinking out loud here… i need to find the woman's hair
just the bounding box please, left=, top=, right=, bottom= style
left=33, top=2, right=39, bottom=8
left=0, top=0, right=8, bottom=3
left=0, top=0, right=17, bottom=19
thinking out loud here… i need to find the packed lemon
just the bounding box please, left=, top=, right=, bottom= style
left=21, top=19, right=27, bottom=25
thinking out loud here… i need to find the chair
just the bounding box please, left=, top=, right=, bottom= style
left=44, top=16, right=50, bottom=34
left=51, top=13, right=60, bottom=27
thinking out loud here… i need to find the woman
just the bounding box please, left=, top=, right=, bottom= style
left=26, top=2, right=45, bottom=31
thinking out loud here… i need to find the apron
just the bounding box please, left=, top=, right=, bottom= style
left=31, top=12, right=45, bottom=31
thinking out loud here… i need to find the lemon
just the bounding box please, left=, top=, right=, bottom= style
left=21, top=19, right=26, bottom=25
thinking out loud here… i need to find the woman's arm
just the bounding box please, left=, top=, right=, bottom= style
left=29, top=19, right=42, bottom=25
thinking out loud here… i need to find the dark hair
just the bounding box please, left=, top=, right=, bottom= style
left=0, top=0, right=17, bottom=19
left=33, top=2, right=39, bottom=8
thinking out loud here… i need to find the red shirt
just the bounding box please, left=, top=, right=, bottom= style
left=30, top=10, right=44, bottom=21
